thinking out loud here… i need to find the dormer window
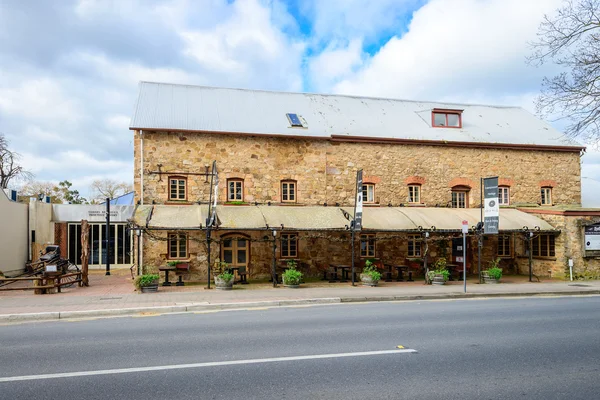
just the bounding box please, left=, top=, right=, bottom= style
left=432, top=109, right=463, bottom=128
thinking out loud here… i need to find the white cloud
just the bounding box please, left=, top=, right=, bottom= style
left=332, top=0, right=563, bottom=102
left=179, top=0, right=305, bottom=90
left=0, top=78, right=81, bottom=123
left=309, top=39, right=364, bottom=91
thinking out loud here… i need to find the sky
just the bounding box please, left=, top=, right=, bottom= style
left=0, top=0, right=599, bottom=205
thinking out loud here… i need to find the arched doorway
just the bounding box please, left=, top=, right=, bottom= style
left=220, top=234, right=250, bottom=269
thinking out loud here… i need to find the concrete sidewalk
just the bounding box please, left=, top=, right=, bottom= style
left=1, top=270, right=599, bottom=323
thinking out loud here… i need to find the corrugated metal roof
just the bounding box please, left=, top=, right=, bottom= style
left=130, top=81, right=581, bottom=148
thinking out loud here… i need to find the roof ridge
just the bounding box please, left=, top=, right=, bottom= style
left=138, top=81, right=522, bottom=109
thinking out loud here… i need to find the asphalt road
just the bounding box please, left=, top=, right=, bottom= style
left=1, top=296, right=600, bottom=399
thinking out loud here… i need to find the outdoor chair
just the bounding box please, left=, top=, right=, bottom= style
left=237, top=266, right=248, bottom=284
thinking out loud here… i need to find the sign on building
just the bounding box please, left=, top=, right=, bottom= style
left=483, top=177, right=499, bottom=234
left=353, top=170, right=363, bottom=231
left=584, top=224, right=600, bottom=251
left=208, top=161, right=218, bottom=227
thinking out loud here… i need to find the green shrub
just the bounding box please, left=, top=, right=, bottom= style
left=486, top=267, right=502, bottom=280
left=134, top=274, right=159, bottom=289
left=219, top=272, right=235, bottom=282
left=362, top=260, right=382, bottom=281
left=282, top=267, right=303, bottom=285
left=428, top=269, right=450, bottom=282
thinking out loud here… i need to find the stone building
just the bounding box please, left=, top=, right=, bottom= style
left=128, top=82, right=600, bottom=282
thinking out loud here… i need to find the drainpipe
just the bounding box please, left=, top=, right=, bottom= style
left=139, top=130, right=144, bottom=274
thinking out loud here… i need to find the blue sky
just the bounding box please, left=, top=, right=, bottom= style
left=0, top=0, right=598, bottom=205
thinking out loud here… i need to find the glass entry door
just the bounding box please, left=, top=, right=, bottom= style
left=68, top=223, right=131, bottom=266
left=221, top=236, right=249, bottom=268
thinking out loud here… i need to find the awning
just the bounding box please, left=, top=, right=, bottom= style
left=130, top=205, right=208, bottom=229
left=216, top=205, right=351, bottom=230
left=344, top=207, right=556, bottom=232
left=131, top=205, right=556, bottom=232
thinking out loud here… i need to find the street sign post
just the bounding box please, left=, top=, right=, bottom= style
left=462, top=220, right=468, bottom=293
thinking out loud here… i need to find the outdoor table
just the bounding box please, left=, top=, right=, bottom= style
left=328, top=264, right=350, bottom=282
left=393, top=265, right=409, bottom=281
left=337, top=266, right=350, bottom=283
left=382, top=264, right=394, bottom=282
left=446, top=264, right=462, bottom=281
left=158, top=266, right=176, bottom=286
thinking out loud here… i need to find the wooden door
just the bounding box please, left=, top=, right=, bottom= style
left=221, top=236, right=249, bottom=268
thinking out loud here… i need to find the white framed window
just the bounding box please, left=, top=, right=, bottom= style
left=498, top=186, right=510, bottom=205
left=362, top=184, right=375, bottom=203
left=227, top=179, right=244, bottom=202
left=541, top=187, right=552, bottom=205
left=281, top=181, right=296, bottom=203
left=408, top=185, right=421, bottom=203
left=169, top=177, right=186, bottom=201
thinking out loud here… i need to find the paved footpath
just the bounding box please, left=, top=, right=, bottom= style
left=1, top=270, right=599, bottom=322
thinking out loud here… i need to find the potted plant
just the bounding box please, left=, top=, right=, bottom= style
left=428, top=257, right=449, bottom=285
left=360, top=259, right=382, bottom=287
left=134, top=274, right=160, bottom=293
left=282, top=260, right=303, bottom=288
left=167, top=260, right=189, bottom=269
left=213, top=261, right=235, bottom=290
left=483, top=258, right=502, bottom=283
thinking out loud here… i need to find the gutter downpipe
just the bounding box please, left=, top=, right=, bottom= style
left=139, top=130, right=144, bottom=275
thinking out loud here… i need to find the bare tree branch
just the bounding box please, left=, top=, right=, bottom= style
left=528, top=0, right=600, bottom=141
left=0, top=132, right=33, bottom=189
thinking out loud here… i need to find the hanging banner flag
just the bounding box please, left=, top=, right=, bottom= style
left=208, top=161, right=218, bottom=227
left=353, top=169, right=363, bottom=231
left=483, top=176, right=499, bottom=234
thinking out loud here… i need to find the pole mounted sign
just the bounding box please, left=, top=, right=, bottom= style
left=353, top=169, right=363, bottom=231
left=483, top=177, right=499, bottom=234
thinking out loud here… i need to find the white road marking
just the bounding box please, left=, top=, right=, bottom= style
left=0, top=349, right=417, bottom=383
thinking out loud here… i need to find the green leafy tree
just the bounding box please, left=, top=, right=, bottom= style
left=53, top=180, right=88, bottom=204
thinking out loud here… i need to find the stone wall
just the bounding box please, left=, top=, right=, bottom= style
left=533, top=213, right=600, bottom=279
left=133, top=131, right=581, bottom=207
